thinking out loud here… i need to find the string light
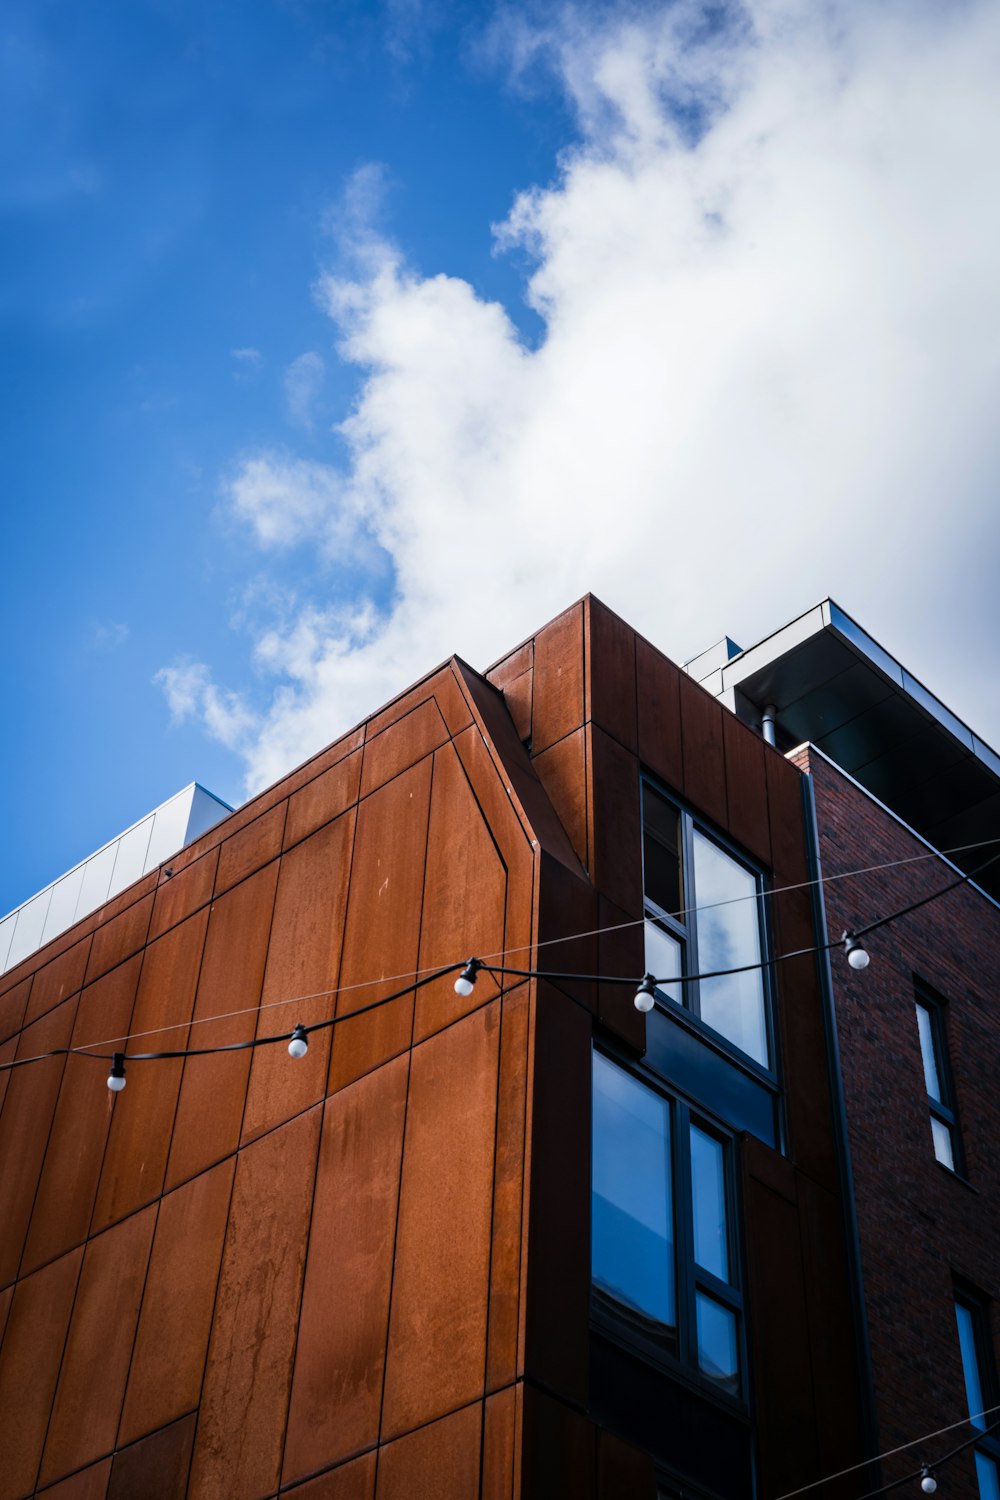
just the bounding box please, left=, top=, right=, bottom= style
left=633, top=974, right=657, bottom=1012
left=843, top=931, right=871, bottom=970
left=919, top=1468, right=938, bottom=1494
left=454, top=959, right=482, bottom=997
left=5, top=846, right=1000, bottom=1085
left=107, top=1053, right=126, bottom=1093
left=288, top=1025, right=309, bottom=1060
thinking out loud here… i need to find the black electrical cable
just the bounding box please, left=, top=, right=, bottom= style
left=2, top=847, right=998, bottom=1078
left=852, top=1414, right=1000, bottom=1500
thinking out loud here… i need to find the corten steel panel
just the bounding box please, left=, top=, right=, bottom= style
left=272, top=725, right=365, bottom=807
left=678, top=673, right=728, bottom=830
left=242, top=810, right=356, bottom=1145
left=214, top=801, right=286, bottom=897
left=454, top=661, right=584, bottom=880
left=0, top=1283, right=11, bottom=1348
left=0, top=974, right=32, bottom=1043
left=0, top=1247, right=83, bottom=1500
left=798, top=1175, right=865, bottom=1492
left=534, top=850, right=598, bottom=1017
left=742, top=1141, right=821, bottom=1500
left=532, top=728, right=589, bottom=870
left=413, top=745, right=506, bottom=1045
left=165, top=862, right=279, bottom=1189
left=722, top=710, right=772, bottom=868
left=25, top=939, right=91, bottom=1027
left=522, top=982, right=591, bottom=1407
left=765, top=750, right=809, bottom=890
left=147, top=849, right=219, bottom=944
left=586, top=598, right=638, bottom=755
left=92, top=910, right=210, bottom=1234
left=433, top=668, right=477, bottom=739
left=531, top=604, right=586, bottom=756
left=109, top=1413, right=196, bottom=1500
left=596, top=1428, right=656, bottom=1498
left=485, top=985, right=529, bottom=1392
left=374, top=1401, right=482, bottom=1500
left=380, top=1003, right=501, bottom=1440
left=283, top=748, right=362, bottom=851
left=84, top=894, right=154, bottom=986
left=587, top=725, right=643, bottom=916
left=778, top=951, right=838, bottom=1189
left=0, top=997, right=78, bottom=1287
left=37, top=1458, right=112, bottom=1500
left=22, top=956, right=144, bottom=1275
left=483, top=1386, right=517, bottom=1500
left=596, top=895, right=645, bottom=1053
left=520, top=1385, right=595, bottom=1500
left=488, top=639, right=532, bottom=687
left=498, top=671, right=532, bottom=744
left=188, top=1103, right=322, bottom=1500
left=329, top=760, right=432, bottom=1095
left=359, top=698, right=451, bottom=800
left=488, top=645, right=536, bottom=738
left=282, top=1056, right=408, bottom=1483
left=99, top=872, right=158, bottom=927
left=119, top=1156, right=236, bottom=1446
left=39, top=1205, right=157, bottom=1487
left=0, top=1037, right=15, bottom=1124
left=284, top=1451, right=376, bottom=1499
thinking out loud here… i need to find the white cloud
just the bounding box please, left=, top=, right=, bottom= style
left=165, top=0, right=1000, bottom=791
left=283, top=351, right=325, bottom=431
left=92, top=621, right=129, bottom=649
left=155, top=661, right=257, bottom=751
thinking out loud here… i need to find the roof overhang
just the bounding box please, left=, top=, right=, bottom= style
left=705, top=601, right=1000, bottom=902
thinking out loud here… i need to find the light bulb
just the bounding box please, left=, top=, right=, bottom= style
left=288, top=1025, right=309, bottom=1059
left=455, top=960, right=480, bottom=998
left=634, top=974, right=657, bottom=1013
left=843, top=933, right=870, bottom=971
left=920, top=1469, right=937, bottom=1494
left=107, top=1053, right=127, bottom=1093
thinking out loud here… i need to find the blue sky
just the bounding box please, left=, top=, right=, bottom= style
left=4, top=0, right=1000, bottom=917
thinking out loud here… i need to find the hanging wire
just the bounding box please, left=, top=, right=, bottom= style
left=852, top=1413, right=1000, bottom=1500
left=2, top=846, right=998, bottom=1076
left=774, top=1404, right=1000, bottom=1499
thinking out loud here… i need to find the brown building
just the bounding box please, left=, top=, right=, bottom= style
left=0, top=596, right=995, bottom=1500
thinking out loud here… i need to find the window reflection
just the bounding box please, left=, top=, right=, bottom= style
left=696, top=1292, right=740, bottom=1396
left=691, top=1126, right=729, bottom=1281
left=692, top=832, right=767, bottom=1066
left=592, top=1053, right=675, bottom=1332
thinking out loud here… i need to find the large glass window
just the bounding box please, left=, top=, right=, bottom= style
left=642, top=783, right=771, bottom=1069
left=915, top=986, right=961, bottom=1172
left=955, top=1291, right=1000, bottom=1497
left=592, top=1051, right=744, bottom=1400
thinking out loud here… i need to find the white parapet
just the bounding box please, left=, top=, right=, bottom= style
left=0, top=784, right=232, bottom=975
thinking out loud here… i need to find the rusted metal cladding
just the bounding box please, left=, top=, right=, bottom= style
left=0, top=660, right=550, bottom=1500
left=490, top=596, right=865, bottom=1499
left=0, top=598, right=863, bottom=1499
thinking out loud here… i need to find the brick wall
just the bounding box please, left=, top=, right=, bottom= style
left=799, top=746, right=1000, bottom=1499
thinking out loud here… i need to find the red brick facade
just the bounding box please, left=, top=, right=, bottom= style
left=796, top=744, right=1000, bottom=1498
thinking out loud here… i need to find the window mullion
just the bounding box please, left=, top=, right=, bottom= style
left=674, top=1099, right=697, bottom=1371
left=682, top=813, right=700, bottom=1020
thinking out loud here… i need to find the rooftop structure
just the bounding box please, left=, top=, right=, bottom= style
left=0, top=784, right=231, bottom=976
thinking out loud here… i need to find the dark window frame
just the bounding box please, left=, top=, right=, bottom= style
left=914, top=980, right=963, bottom=1176
left=641, top=777, right=778, bottom=1082
left=953, top=1284, right=1000, bottom=1494
left=591, top=1043, right=749, bottom=1413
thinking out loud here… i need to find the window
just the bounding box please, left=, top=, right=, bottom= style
left=592, top=1050, right=744, bottom=1400
left=914, top=986, right=961, bottom=1172
left=954, top=1290, right=1000, bottom=1497
left=642, top=782, right=771, bottom=1069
